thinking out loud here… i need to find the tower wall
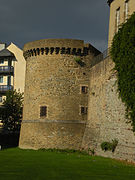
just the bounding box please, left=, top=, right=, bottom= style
left=19, top=39, right=99, bottom=150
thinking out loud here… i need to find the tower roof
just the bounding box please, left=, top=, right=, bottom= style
left=107, top=0, right=114, bottom=6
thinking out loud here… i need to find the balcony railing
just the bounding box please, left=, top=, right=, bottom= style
left=0, top=85, right=13, bottom=93
left=0, top=66, right=14, bottom=74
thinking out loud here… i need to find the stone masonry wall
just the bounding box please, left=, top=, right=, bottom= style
left=19, top=39, right=100, bottom=150
left=82, top=56, right=135, bottom=162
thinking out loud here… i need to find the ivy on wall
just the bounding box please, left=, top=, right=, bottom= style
left=111, top=13, right=135, bottom=132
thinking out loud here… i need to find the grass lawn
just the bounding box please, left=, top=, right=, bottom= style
left=0, top=148, right=135, bottom=180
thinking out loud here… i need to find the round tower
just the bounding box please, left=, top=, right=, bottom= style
left=19, top=39, right=100, bottom=150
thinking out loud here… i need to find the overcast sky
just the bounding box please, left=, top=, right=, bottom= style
left=0, top=0, right=110, bottom=52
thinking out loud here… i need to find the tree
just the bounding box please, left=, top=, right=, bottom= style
left=0, top=90, right=23, bottom=133
left=110, top=13, right=135, bottom=131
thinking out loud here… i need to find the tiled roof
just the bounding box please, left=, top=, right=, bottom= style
left=0, top=49, right=14, bottom=57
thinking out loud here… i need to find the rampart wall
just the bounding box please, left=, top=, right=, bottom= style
left=82, top=56, right=135, bottom=162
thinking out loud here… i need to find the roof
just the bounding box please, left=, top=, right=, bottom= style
left=107, top=0, right=114, bottom=6
left=0, top=48, right=14, bottom=57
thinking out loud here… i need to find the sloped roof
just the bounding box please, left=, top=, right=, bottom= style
left=0, top=48, right=14, bottom=57
left=107, top=0, right=114, bottom=6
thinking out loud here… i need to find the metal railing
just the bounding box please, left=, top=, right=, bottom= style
left=0, top=85, right=13, bottom=92
left=0, top=66, right=14, bottom=73
left=95, top=48, right=110, bottom=62
left=90, top=48, right=110, bottom=68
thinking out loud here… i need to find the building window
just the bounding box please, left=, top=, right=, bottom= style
left=81, top=86, right=88, bottom=94
left=80, top=106, right=88, bottom=115
left=0, top=60, right=4, bottom=64
left=116, top=7, right=120, bottom=32
left=0, top=76, right=3, bottom=83
left=40, top=106, right=47, bottom=117
left=125, top=0, right=129, bottom=21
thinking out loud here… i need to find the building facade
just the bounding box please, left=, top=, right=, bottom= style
left=0, top=43, right=26, bottom=105
left=108, top=0, right=135, bottom=47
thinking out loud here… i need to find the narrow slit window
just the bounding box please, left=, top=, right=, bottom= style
left=125, top=0, right=129, bottom=20
left=116, top=7, right=120, bottom=32
left=40, top=106, right=47, bottom=117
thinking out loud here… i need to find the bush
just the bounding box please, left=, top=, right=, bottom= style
left=101, top=139, right=118, bottom=153
left=74, top=57, right=85, bottom=67
left=0, top=90, right=23, bottom=133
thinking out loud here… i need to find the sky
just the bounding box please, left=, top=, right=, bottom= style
left=0, top=0, right=110, bottom=52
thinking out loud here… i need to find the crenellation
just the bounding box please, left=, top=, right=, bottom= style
left=41, top=48, right=44, bottom=55
left=83, top=47, right=89, bottom=56
left=33, top=49, right=37, bottom=56
left=45, top=47, right=49, bottom=55
left=23, top=44, right=101, bottom=59
left=37, top=48, right=40, bottom=55
left=65, top=48, right=71, bottom=54
left=61, top=47, right=65, bottom=54
left=55, top=47, right=60, bottom=54
left=50, top=47, right=54, bottom=54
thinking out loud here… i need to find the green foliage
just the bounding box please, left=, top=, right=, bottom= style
left=101, top=139, right=118, bottom=152
left=39, top=148, right=89, bottom=155
left=74, top=57, right=86, bottom=67
left=110, top=13, right=135, bottom=132
left=0, top=90, right=23, bottom=133
left=88, top=148, right=95, bottom=156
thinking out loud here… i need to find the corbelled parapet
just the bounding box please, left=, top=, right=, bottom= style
left=23, top=39, right=100, bottom=59
left=19, top=39, right=100, bottom=150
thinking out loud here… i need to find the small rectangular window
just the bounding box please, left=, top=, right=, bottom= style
left=40, top=106, right=47, bottom=117
left=0, top=76, right=3, bottom=83
left=0, top=60, right=4, bottom=64
left=80, top=106, right=88, bottom=115
left=81, top=86, right=88, bottom=94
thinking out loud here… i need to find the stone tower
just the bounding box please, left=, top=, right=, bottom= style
left=19, top=39, right=100, bottom=150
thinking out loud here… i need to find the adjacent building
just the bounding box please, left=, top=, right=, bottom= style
left=0, top=42, right=26, bottom=105
left=108, top=0, right=135, bottom=47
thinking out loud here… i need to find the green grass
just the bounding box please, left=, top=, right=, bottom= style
left=0, top=148, right=135, bottom=180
